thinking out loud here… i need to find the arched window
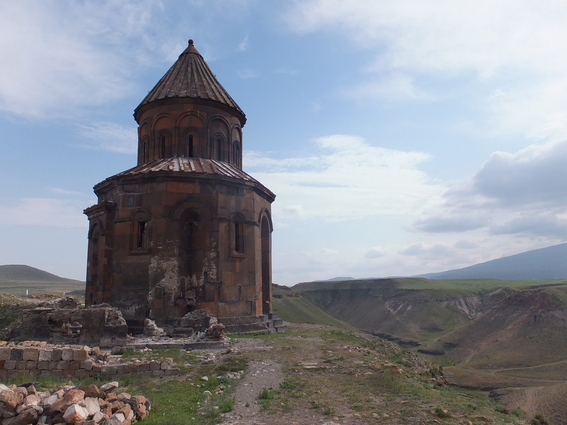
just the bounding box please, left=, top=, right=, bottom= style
left=137, top=221, right=146, bottom=249
left=188, top=135, right=194, bottom=157
left=232, top=142, right=241, bottom=167
left=216, top=136, right=223, bottom=161
left=159, top=134, right=166, bottom=158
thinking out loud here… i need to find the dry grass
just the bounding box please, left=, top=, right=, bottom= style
left=233, top=325, right=530, bottom=424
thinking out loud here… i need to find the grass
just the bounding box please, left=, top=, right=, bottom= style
left=3, top=347, right=246, bottom=425
left=231, top=326, right=530, bottom=424
left=272, top=295, right=355, bottom=330
left=294, top=277, right=567, bottom=293
left=0, top=324, right=535, bottom=424
left=0, top=287, right=544, bottom=424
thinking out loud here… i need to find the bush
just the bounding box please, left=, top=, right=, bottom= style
left=495, top=403, right=509, bottom=414
left=218, top=398, right=234, bottom=413
left=258, top=388, right=274, bottom=400
left=434, top=407, right=451, bottom=418
left=531, top=414, right=550, bottom=425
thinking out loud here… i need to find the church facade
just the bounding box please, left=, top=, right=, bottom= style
left=84, top=40, right=275, bottom=332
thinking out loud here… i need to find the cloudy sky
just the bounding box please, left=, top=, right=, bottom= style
left=2, top=0, right=567, bottom=285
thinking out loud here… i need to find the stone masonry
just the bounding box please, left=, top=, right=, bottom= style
left=0, top=343, right=178, bottom=379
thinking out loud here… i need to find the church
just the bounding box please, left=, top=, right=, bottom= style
left=84, top=40, right=276, bottom=333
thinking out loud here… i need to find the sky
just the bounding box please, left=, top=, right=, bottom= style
left=2, top=0, right=567, bottom=286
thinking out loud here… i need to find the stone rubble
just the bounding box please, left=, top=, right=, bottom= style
left=0, top=381, right=150, bottom=425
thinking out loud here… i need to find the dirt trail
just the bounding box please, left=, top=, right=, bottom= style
left=221, top=358, right=284, bottom=424
left=221, top=327, right=367, bottom=425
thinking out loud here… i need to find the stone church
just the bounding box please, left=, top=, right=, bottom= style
left=84, top=40, right=276, bottom=333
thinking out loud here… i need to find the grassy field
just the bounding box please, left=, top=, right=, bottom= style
left=0, top=265, right=84, bottom=297
left=0, top=281, right=84, bottom=297
left=294, top=277, right=567, bottom=293
left=272, top=284, right=355, bottom=330
left=2, top=326, right=537, bottom=425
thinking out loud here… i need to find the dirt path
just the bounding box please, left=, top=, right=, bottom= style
left=221, top=358, right=284, bottom=424
left=221, top=327, right=369, bottom=425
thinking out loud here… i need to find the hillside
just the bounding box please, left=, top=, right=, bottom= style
left=293, top=278, right=567, bottom=392
left=425, top=285, right=567, bottom=368
left=419, top=243, right=567, bottom=280
left=292, top=278, right=538, bottom=343
left=0, top=264, right=84, bottom=296
left=272, top=284, right=355, bottom=330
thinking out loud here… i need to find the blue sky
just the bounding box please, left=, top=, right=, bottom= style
left=2, top=0, right=567, bottom=285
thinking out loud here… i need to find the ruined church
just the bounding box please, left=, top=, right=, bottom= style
left=84, top=40, right=275, bottom=333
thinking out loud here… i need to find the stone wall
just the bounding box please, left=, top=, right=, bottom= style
left=0, top=342, right=179, bottom=379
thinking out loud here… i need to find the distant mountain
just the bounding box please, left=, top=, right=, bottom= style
left=0, top=265, right=84, bottom=296
left=0, top=264, right=75, bottom=282
left=418, top=243, right=567, bottom=280
left=327, top=276, right=355, bottom=281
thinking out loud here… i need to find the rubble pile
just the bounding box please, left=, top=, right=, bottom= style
left=0, top=381, right=150, bottom=425
left=7, top=300, right=128, bottom=347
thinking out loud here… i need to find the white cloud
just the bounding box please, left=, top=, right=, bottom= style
left=50, top=188, right=85, bottom=197
left=0, top=198, right=87, bottom=228
left=286, top=1, right=567, bottom=75
left=0, top=0, right=165, bottom=118
left=77, top=122, right=137, bottom=154
left=237, top=69, right=259, bottom=79
left=365, top=247, right=386, bottom=259
left=400, top=242, right=455, bottom=259
left=473, top=140, right=567, bottom=207
left=342, top=73, right=427, bottom=102
left=246, top=134, right=442, bottom=223
left=238, top=35, right=249, bottom=52
left=413, top=139, right=567, bottom=239
left=284, top=1, right=567, bottom=140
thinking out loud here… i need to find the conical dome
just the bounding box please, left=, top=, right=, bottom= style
left=134, top=40, right=245, bottom=123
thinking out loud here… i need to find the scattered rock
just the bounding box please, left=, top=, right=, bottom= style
left=100, top=382, right=119, bottom=392
left=63, top=404, right=89, bottom=424
left=143, top=318, right=166, bottom=337
left=0, top=381, right=150, bottom=425
left=205, top=323, right=225, bottom=340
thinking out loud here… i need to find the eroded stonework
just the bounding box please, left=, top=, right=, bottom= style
left=7, top=299, right=128, bottom=347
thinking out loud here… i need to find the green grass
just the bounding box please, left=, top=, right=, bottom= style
left=272, top=292, right=355, bottom=330
left=2, top=346, right=247, bottom=425
left=294, top=277, right=567, bottom=293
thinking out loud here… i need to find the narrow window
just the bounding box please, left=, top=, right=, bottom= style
left=216, top=137, right=222, bottom=161
left=234, top=221, right=241, bottom=252
left=232, top=217, right=244, bottom=255
left=233, top=142, right=241, bottom=167
left=188, top=135, right=194, bottom=157
left=137, top=221, right=146, bottom=249
left=186, top=221, right=194, bottom=250
left=159, top=134, right=166, bottom=158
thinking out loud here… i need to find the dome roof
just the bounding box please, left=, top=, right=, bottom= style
left=134, top=40, right=245, bottom=121
left=95, top=157, right=275, bottom=201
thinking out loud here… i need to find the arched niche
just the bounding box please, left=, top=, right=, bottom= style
left=208, top=117, right=229, bottom=161
left=153, top=114, right=175, bottom=159
left=231, top=126, right=242, bottom=168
